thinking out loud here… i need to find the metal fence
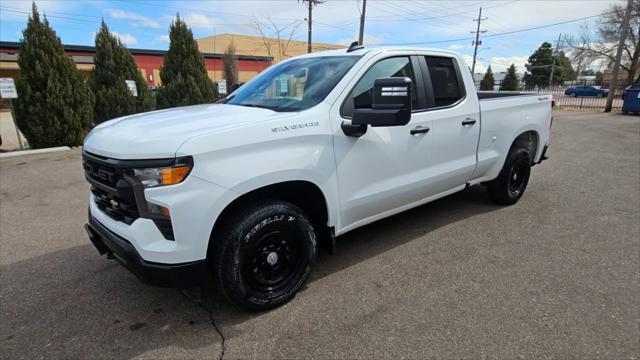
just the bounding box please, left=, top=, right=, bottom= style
left=475, top=80, right=633, bottom=111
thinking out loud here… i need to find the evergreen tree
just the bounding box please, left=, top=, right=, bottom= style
left=480, top=66, right=495, bottom=90
left=156, top=15, right=216, bottom=109
left=523, top=41, right=576, bottom=87
left=500, top=64, right=519, bottom=91
left=91, top=20, right=154, bottom=124
left=14, top=3, right=94, bottom=148
left=222, top=41, right=239, bottom=91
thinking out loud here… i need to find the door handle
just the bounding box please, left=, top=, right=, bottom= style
left=462, top=118, right=477, bottom=126
left=410, top=126, right=430, bottom=135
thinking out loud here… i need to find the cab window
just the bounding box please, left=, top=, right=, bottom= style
left=424, top=56, right=464, bottom=108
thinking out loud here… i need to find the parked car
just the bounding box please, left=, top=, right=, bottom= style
left=564, top=85, right=608, bottom=97
left=83, top=44, right=552, bottom=311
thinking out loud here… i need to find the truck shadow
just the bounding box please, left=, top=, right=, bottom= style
left=199, top=185, right=501, bottom=335
left=0, top=185, right=499, bottom=359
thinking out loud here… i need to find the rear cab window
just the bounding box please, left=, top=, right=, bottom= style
left=423, top=56, right=465, bottom=108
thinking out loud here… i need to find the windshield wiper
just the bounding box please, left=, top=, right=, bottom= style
left=235, top=103, right=274, bottom=110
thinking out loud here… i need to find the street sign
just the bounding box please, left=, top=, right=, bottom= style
left=218, top=80, right=227, bottom=95
left=125, top=80, right=138, bottom=97
left=0, top=78, right=18, bottom=99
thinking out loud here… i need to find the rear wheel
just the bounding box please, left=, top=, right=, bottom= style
left=597, top=93, right=604, bottom=98
left=486, top=147, right=531, bottom=205
left=211, top=200, right=316, bottom=311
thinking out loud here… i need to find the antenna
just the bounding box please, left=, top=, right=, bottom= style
left=347, top=41, right=364, bottom=53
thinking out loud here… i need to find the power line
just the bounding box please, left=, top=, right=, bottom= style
left=366, top=0, right=518, bottom=22
left=379, top=12, right=605, bottom=46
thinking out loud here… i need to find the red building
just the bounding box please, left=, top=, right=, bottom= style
left=0, top=41, right=272, bottom=87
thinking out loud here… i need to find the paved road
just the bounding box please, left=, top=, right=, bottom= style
left=1, top=111, right=638, bottom=359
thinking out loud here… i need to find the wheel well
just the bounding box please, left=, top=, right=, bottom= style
left=209, top=181, right=329, bottom=251
left=512, top=131, right=539, bottom=163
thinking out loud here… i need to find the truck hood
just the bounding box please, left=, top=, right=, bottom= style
left=83, top=103, right=280, bottom=159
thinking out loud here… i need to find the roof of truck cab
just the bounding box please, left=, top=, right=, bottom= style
left=292, top=46, right=460, bottom=58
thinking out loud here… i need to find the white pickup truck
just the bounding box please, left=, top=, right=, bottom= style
left=83, top=44, right=552, bottom=310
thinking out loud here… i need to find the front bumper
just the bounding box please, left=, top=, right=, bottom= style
left=85, top=215, right=206, bottom=288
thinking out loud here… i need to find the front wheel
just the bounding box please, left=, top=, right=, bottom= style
left=569, top=92, right=577, bottom=97
left=486, top=148, right=531, bottom=205
left=597, top=93, right=604, bottom=98
left=211, top=200, right=317, bottom=311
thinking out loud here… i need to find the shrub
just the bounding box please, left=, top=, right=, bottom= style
left=14, top=3, right=94, bottom=148
left=91, top=21, right=154, bottom=124
left=156, top=15, right=217, bottom=109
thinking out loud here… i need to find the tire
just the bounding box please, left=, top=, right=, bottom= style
left=597, top=93, right=604, bottom=98
left=569, top=92, right=577, bottom=97
left=486, top=147, right=531, bottom=205
left=211, top=200, right=317, bottom=311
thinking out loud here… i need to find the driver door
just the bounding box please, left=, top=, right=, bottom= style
left=331, top=55, right=435, bottom=231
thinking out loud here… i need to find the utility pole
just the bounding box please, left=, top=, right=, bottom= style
left=470, top=7, right=487, bottom=76
left=548, top=33, right=562, bottom=87
left=358, top=0, right=367, bottom=45
left=605, top=0, right=632, bottom=112
left=302, top=0, right=323, bottom=53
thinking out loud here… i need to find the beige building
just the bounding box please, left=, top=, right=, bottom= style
left=196, top=33, right=344, bottom=64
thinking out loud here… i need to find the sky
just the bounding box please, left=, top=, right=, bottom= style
left=0, top=0, right=622, bottom=74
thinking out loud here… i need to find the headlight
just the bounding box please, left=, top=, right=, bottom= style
left=132, top=157, right=193, bottom=188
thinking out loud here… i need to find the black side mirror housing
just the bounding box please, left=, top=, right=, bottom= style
left=342, top=77, right=412, bottom=137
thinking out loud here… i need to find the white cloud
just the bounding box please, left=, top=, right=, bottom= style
left=105, top=9, right=161, bottom=29
left=181, top=13, right=216, bottom=29
left=489, top=56, right=528, bottom=73
left=113, top=32, right=138, bottom=46
left=156, top=35, right=170, bottom=43
left=92, top=30, right=138, bottom=46
left=160, top=12, right=220, bottom=30
left=498, top=42, right=514, bottom=50
left=448, top=44, right=465, bottom=50
left=0, top=0, right=69, bottom=21
left=463, top=54, right=528, bottom=74
left=463, top=54, right=486, bottom=74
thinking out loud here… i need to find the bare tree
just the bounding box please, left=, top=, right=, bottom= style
left=223, top=41, right=238, bottom=88
left=566, top=0, right=640, bottom=82
left=253, top=17, right=302, bottom=61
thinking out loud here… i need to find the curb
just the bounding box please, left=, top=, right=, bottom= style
left=0, top=146, right=71, bottom=158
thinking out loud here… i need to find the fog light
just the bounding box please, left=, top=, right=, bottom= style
left=147, top=201, right=170, bottom=219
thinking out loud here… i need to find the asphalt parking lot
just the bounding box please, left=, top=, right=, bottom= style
left=1, top=111, right=638, bottom=359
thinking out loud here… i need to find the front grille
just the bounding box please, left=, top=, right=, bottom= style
left=83, top=152, right=140, bottom=225
left=91, top=187, right=139, bottom=224
left=83, top=157, right=119, bottom=187
left=83, top=152, right=176, bottom=240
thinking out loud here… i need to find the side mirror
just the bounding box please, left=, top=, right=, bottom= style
left=342, top=77, right=412, bottom=137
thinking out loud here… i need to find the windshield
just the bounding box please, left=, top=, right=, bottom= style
left=224, top=56, right=360, bottom=112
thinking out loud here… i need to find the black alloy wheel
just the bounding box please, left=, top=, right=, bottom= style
left=486, top=147, right=531, bottom=205
left=211, top=200, right=316, bottom=311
